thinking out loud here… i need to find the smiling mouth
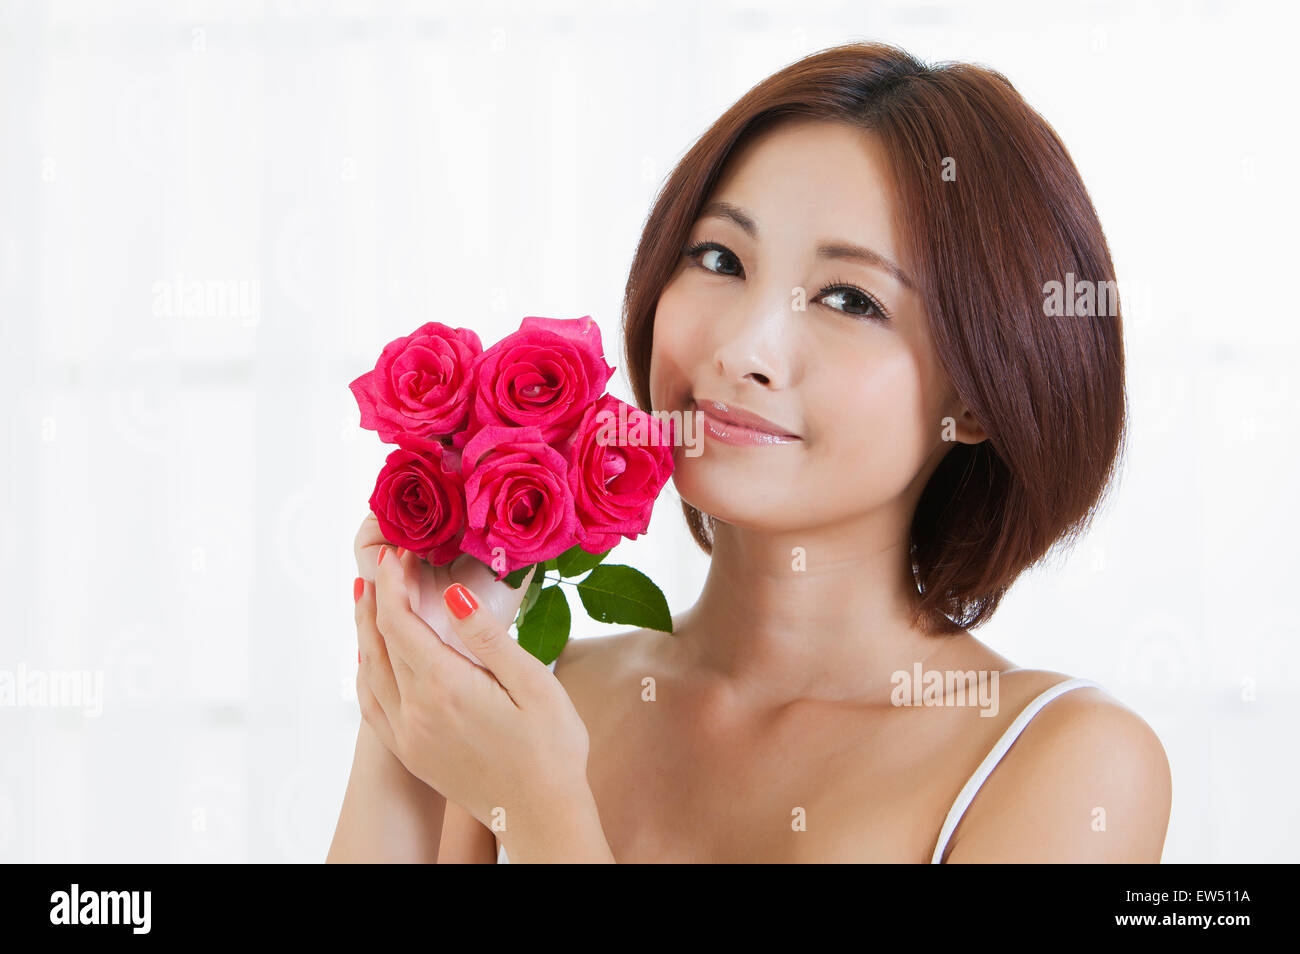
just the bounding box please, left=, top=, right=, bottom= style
left=691, top=398, right=802, bottom=446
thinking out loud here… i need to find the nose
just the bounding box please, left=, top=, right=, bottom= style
left=711, top=300, right=794, bottom=391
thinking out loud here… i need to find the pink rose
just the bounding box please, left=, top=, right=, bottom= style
left=563, top=395, right=675, bottom=553
left=459, top=315, right=615, bottom=446
left=350, top=322, right=482, bottom=443
left=368, top=435, right=467, bottom=565
left=459, top=425, right=579, bottom=578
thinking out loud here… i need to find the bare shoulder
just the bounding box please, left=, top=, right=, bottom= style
left=943, top=672, right=1172, bottom=863
left=553, top=626, right=652, bottom=672
left=551, top=625, right=664, bottom=696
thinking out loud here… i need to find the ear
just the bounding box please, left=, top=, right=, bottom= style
left=943, top=405, right=988, bottom=445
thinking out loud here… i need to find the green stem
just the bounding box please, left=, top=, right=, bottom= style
left=519, top=572, right=582, bottom=601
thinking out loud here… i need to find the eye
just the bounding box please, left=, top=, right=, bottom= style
left=683, top=240, right=744, bottom=278
left=815, top=280, right=892, bottom=321
left=681, top=241, right=892, bottom=323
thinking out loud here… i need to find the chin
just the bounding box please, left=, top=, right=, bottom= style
left=670, top=454, right=805, bottom=532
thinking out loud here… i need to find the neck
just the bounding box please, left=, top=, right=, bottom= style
left=674, top=508, right=957, bottom=706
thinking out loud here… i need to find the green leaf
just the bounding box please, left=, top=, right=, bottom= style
left=555, top=543, right=612, bottom=578
left=521, top=574, right=543, bottom=615
left=512, top=573, right=545, bottom=631
left=517, top=585, right=571, bottom=664
left=502, top=564, right=534, bottom=589
left=542, top=558, right=559, bottom=571
left=576, top=564, right=672, bottom=633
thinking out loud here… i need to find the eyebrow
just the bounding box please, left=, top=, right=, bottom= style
left=698, top=200, right=916, bottom=291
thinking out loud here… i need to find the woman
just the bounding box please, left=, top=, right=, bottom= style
left=328, top=42, right=1171, bottom=863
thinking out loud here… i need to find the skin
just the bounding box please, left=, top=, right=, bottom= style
left=329, top=118, right=1172, bottom=864
left=329, top=535, right=609, bottom=863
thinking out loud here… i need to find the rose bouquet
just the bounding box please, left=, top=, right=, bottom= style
left=350, top=315, right=675, bottom=664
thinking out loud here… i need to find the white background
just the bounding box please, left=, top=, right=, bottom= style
left=1, top=0, right=1296, bottom=862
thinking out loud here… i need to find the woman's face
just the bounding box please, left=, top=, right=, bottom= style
left=650, top=118, right=972, bottom=533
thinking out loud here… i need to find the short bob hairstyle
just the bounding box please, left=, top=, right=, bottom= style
left=621, top=42, right=1127, bottom=636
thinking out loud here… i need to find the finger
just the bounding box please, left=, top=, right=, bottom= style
left=355, top=576, right=403, bottom=721
left=419, top=561, right=537, bottom=668
left=441, top=580, right=546, bottom=705
left=373, top=544, right=457, bottom=681
left=395, top=547, right=423, bottom=621
left=448, top=554, right=537, bottom=624
left=356, top=673, right=398, bottom=754
left=354, top=513, right=421, bottom=585
left=382, top=548, right=424, bottom=696
left=354, top=512, right=388, bottom=579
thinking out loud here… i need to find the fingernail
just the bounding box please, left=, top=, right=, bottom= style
left=396, top=547, right=405, bottom=559
left=377, top=547, right=387, bottom=566
left=444, top=583, right=477, bottom=620
left=353, top=577, right=364, bottom=603
left=357, top=649, right=361, bottom=664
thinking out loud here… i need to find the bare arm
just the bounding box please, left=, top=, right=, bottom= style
left=942, top=689, right=1172, bottom=863
left=327, top=719, right=447, bottom=863
left=327, top=514, right=448, bottom=863
left=437, top=798, right=499, bottom=863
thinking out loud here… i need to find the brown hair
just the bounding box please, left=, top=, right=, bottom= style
left=621, top=42, right=1127, bottom=635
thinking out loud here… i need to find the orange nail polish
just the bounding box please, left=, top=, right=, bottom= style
left=377, top=547, right=387, bottom=566
left=444, top=583, right=477, bottom=620
left=353, top=577, right=364, bottom=602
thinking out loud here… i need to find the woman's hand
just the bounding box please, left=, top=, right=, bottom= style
left=355, top=541, right=595, bottom=838
left=327, top=516, right=452, bottom=863
left=354, top=512, right=522, bottom=667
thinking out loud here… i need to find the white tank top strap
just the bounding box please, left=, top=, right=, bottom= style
left=496, top=657, right=560, bottom=864
left=928, top=675, right=1103, bottom=864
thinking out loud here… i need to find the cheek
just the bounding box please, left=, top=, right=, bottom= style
left=648, top=280, right=693, bottom=409
left=817, top=347, right=935, bottom=495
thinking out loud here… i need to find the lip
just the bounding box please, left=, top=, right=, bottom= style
left=693, top=398, right=801, bottom=446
